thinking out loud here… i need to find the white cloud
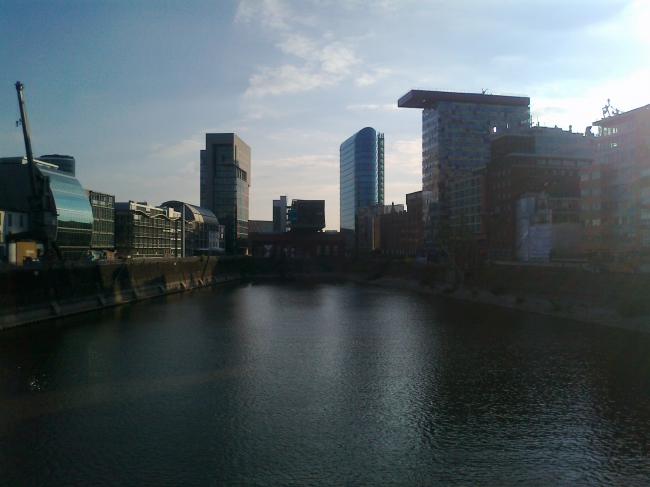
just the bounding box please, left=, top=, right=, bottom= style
left=245, top=37, right=361, bottom=97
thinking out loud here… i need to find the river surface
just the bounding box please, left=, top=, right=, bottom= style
left=1, top=281, right=649, bottom=486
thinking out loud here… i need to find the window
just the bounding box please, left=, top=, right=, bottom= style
left=7, top=214, right=12, bottom=226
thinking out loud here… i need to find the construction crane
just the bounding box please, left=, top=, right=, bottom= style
left=11, top=81, right=62, bottom=260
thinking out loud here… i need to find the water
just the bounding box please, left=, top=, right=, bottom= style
left=1, top=281, right=649, bottom=486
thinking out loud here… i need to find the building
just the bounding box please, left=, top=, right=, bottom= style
left=114, top=201, right=180, bottom=258
left=485, top=126, right=592, bottom=260
left=398, top=90, right=530, bottom=248
left=515, top=192, right=581, bottom=262
left=249, top=231, right=344, bottom=258
left=0, top=157, right=93, bottom=261
left=201, top=133, right=251, bottom=254
left=355, top=204, right=404, bottom=253
left=288, top=199, right=325, bottom=232
left=161, top=201, right=224, bottom=255
left=580, top=104, right=650, bottom=270
left=39, top=154, right=75, bottom=176
left=249, top=220, right=274, bottom=234
left=340, top=127, right=384, bottom=249
left=377, top=192, right=422, bottom=256
left=249, top=196, right=342, bottom=258
left=0, top=209, right=30, bottom=263
left=86, top=190, right=115, bottom=255
left=273, top=196, right=288, bottom=233
left=448, top=166, right=486, bottom=240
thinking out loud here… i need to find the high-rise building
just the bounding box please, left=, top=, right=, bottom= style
left=339, top=127, right=384, bottom=249
left=398, top=90, right=530, bottom=248
left=580, top=104, right=650, bottom=270
left=201, top=133, right=251, bottom=254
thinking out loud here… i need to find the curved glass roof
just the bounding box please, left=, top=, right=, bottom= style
left=161, top=201, right=220, bottom=226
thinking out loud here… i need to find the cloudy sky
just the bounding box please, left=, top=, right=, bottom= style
left=1, top=0, right=648, bottom=229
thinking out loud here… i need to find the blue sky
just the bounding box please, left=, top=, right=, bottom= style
left=1, top=0, right=648, bottom=229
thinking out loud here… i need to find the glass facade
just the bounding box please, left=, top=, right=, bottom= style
left=211, top=144, right=249, bottom=254
left=40, top=167, right=93, bottom=260
left=161, top=201, right=225, bottom=255
left=421, top=101, right=530, bottom=246
left=114, top=202, right=180, bottom=258
left=87, top=190, right=115, bottom=250
left=203, top=134, right=251, bottom=255
left=339, top=127, right=384, bottom=245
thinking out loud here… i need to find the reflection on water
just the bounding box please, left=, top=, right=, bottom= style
left=1, top=281, right=649, bottom=486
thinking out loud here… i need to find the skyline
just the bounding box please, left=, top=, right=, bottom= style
left=1, top=0, right=649, bottom=229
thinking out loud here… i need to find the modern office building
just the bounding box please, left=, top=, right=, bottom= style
left=86, top=190, right=115, bottom=254
left=340, top=127, right=384, bottom=249
left=485, top=126, right=591, bottom=260
left=161, top=201, right=225, bottom=255
left=200, top=133, right=251, bottom=254
left=580, top=104, right=650, bottom=270
left=448, top=166, right=486, bottom=237
left=0, top=157, right=93, bottom=261
left=114, top=201, right=180, bottom=258
left=288, top=199, right=325, bottom=232
left=249, top=220, right=274, bottom=234
left=39, top=154, right=76, bottom=176
left=398, top=90, right=530, bottom=248
left=273, top=196, right=288, bottom=233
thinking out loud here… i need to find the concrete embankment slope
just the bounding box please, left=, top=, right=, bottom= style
left=0, top=257, right=243, bottom=330
left=340, top=257, right=650, bottom=334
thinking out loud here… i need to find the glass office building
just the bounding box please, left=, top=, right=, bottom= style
left=161, top=201, right=225, bottom=255
left=40, top=167, right=94, bottom=259
left=0, top=157, right=93, bottom=261
left=398, top=90, right=530, bottom=247
left=201, top=134, right=251, bottom=254
left=340, top=127, right=384, bottom=248
left=86, top=190, right=115, bottom=251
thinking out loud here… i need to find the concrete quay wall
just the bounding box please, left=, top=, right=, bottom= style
left=0, top=257, right=242, bottom=330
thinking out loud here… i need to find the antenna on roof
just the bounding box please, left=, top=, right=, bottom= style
left=481, top=88, right=488, bottom=95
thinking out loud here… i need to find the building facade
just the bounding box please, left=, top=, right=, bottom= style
left=377, top=192, right=423, bottom=256
left=398, top=90, right=530, bottom=248
left=201, top=133, right=251, bottom=254
left=161, top=201, right=224, bottom=255
left=485, top=127, right=592, bottom=260
left=340, top=127, right=384, bottom=248
left=515, top=193, right=581, bottom=262
left=580, top=104, right=650, bottom=270
left=39, top=154, right=75, bottom=176
left=115, top=201, right=180, bottom=258
left=0, top=157, right=93, bottom=261
left=86, top=190, right=115, bottom=253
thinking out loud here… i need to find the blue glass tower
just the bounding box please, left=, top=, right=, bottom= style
left=340, top=127, right=384, bottom=248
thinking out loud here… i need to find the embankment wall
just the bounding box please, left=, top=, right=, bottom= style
left=0, top=256, right=243, bottom=330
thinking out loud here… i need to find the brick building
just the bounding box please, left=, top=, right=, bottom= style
left=486, top=126, right=592, bottom=260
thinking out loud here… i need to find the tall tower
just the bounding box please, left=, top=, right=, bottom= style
left=201, top=133, right=251, bottom=255
left=339, top=127, right=384, bottom=248
left=398, top=90, right=530, bottom=248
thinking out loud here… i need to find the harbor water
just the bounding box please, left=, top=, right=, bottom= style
left=1, top=281, right=649, bottom=486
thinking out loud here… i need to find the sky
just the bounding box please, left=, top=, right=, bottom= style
left=1, top=0, right=649, bottom=229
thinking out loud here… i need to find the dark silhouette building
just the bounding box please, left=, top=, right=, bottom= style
left=201, top=133, right=251, bottom=254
